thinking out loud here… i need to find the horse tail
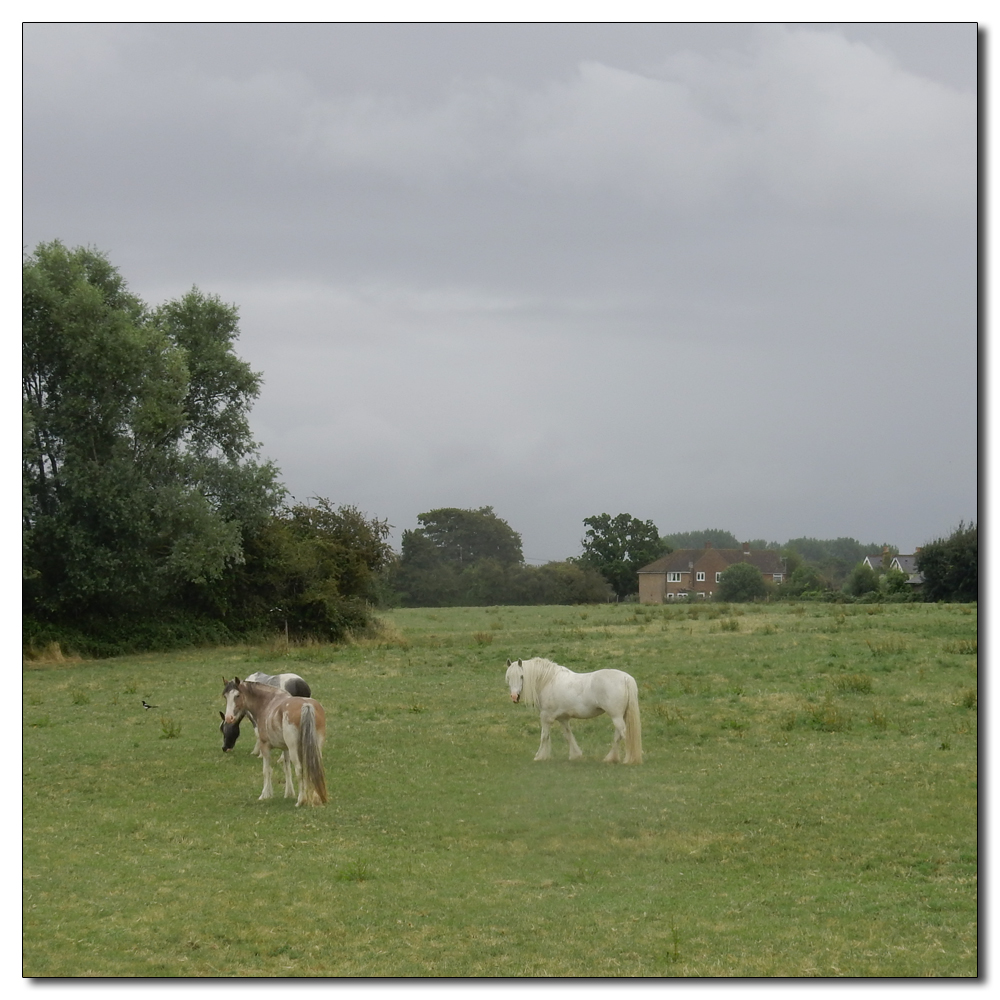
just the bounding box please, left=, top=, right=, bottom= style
left=623, top=675, right=643, bottom=765
left=298, top=702, right=328, bottom=805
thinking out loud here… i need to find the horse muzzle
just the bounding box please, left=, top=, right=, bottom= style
left=510, top=693, right=519, bottom=703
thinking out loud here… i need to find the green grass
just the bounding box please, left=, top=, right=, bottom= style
left=23, top=602, right=978, bottom=976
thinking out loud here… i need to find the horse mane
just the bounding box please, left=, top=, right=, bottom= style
left=519, top=658, right=564, bottom=707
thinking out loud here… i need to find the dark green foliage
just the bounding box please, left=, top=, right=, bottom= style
left=411, top=507, right=523, bottom=567
left=580, top=512, right=668, bottom=598
left=777, top=563, right=831, bottom=598
left=716, top=562, right=768, bottom=602
left=22, top=243, right=389, bottom=652
left=392, top=507, right=610, bottom=607
left=202, top=498, right=392, bottom=639
left=394, top=507, right=522, bottom=606
left=785, top=537, right=896, bottom=588
left=918, top=522, right=978, bottom=602
left=844, top=563, right=880, bottom=597
left=661, top=528, right=741, bottom=550
left=882, top=568, right=911, bottom=595
left=23, top=242, right=283, bottom=625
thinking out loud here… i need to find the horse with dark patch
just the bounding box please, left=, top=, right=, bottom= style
left=222, top=678, right=328, bottom=807
left=219, top=672, right=311, bottom=753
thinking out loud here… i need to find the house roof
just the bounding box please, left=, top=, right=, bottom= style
left=638, top=546, right=785, bottom=576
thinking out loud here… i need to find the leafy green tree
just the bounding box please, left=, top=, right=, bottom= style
left=23, top=241, right=282, bottom=624
left=580, top=513, right=668, bottom=599
left=412, top=507, right=523, bottom=567
left=881, top=568, right=912, bottom=596
left=917, top=522, right=978, bottom=602
left=717, top=562, right=768, bottom=602
left=777, top=563, right=830, bottom=598
left=211, top=498, right=393, bottom=638
left=393, top=507, right=523, bottom=606
left=843, top=562, right=880, bottom=597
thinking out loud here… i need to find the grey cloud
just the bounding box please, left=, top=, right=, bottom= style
left=22, top=23, right=977, bottom=559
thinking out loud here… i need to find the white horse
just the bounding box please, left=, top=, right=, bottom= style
left=505, top=657, right=642, bottom=764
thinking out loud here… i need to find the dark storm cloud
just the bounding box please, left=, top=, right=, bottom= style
left=22, top=22, right=977, bottom=559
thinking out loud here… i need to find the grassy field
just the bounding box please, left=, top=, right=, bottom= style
left=23, top=601, right=978, bottom=977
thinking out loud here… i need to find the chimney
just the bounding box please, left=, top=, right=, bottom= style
left=882, top=545, right=889, bottom=555
left=742, top=542, right=750, bottom=558
left=704, top=541, right=712, bottom=549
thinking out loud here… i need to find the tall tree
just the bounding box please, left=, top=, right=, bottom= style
left=23, top=241, right=282, bottom=622
left=580, top=512, right=668, bottom=599
left=917, top=522, right=978, bottom=602
left=393, top=507, right=523, bottom=606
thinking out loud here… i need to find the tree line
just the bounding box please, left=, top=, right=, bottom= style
left=22, top=244, right=977, bottom=654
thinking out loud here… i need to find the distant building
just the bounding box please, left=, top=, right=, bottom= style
left=863, top=546, right=925, bottom=588
left=637, top=542, right=786, bottom=603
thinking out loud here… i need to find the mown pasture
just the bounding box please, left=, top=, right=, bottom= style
left=23, top=601, right=978, bottom=977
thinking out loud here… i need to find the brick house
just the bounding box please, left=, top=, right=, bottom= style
left=637, top=542, right=787, bottom=603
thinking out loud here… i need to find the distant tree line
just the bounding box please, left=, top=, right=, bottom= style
left=23, top=243, right=977, bottom=654
left=389, top=507, right=611, bottom=607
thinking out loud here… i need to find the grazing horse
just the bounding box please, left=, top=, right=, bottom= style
left=219, top=672, right=311, bottom=753
left=222, top=678, right=328, bottom=807
left=505, top=657, right=642, bottom=764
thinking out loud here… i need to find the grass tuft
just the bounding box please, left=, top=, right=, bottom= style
left=833, top=673, right=873, bottom=694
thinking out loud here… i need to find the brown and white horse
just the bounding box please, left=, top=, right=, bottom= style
left=222, top=678, right=328, bottom=807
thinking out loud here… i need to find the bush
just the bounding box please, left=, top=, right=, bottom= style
left=717, top=562, right=768, bottom=602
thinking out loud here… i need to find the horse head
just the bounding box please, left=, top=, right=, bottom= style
left=219, top=710, right=241, bottom=752
left=222, top=677, right=246, bottom=729
left=505, top=659, right=524, bottom=703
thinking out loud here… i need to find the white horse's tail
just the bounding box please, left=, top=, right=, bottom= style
left=298, top=703, right=328, bottom=805
left=623, top=675, right=643, bottom=765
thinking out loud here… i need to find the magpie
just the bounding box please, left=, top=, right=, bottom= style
left=142, top=700, right=159, bottom=710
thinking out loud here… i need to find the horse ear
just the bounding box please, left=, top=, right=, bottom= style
left=506, top=659, right=511, bottom=667
left=219, top=711, right=225, bottom=720
left=518, top=659, right=522, bottom=666
left=235, top=676, right=241, bottom=685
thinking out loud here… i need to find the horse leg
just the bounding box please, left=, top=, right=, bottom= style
left=604, top=715, right=626, bottom=763
left=251, top=723, right=262, bottom=757
left=281, top=751, right=295, bottom=799
left=559, top=719, right=584, bottom=760
left=259, top=745, right=274, bottom=799
left=534, top=712, right=554, bottom=760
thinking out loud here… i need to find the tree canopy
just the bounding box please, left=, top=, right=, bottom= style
left=22, top=241, right=283, bottom=623
left=580, top=513, right=668, bottom=599
left=22, top=242, right=389, bottom=652
left=717, top=562, right=768, bottom=602
left=917, top=522, right=978, bottom=602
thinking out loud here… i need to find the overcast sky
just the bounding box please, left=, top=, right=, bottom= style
left=22, top=22, right=977, bottom=561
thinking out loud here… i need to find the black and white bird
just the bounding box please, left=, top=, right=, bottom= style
left=142, top=700, right=158, bottom=710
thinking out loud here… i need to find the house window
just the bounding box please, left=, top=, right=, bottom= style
left=666, top=593, right=674, bottom=600
left=667, top=572, right=682, bottom=582
left=696, top=571, right=705, bottom=582
left=773, top=574, right=783, bottom=583
left=697, top=592, right=706, bottom=599
left=715, top=572, right=722, bottom=583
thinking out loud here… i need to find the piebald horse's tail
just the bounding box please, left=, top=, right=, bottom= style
left=298, top=703, right=328, bottom=806
left=623, top=675, right=643, bottom=765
